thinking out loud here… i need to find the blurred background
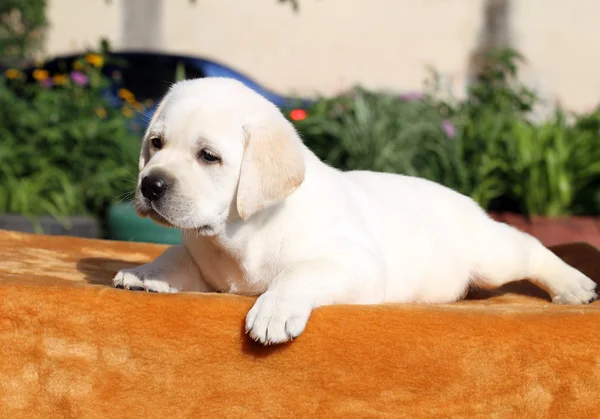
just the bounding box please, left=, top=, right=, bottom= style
left=1, top=0, right=599, bottom=247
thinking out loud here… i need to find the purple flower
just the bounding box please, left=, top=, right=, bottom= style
left=40, top=78, right=53, bottom=88
left=70, top=71, right=88, bottom=86
left=442, top=120, right=456, bottom=139
left=399, top=92, right=423, bottom=101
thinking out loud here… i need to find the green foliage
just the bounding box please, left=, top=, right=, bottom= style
left=0, top=50, right=142, bottom=219
left=443, top=49, right=600, bottom=216
left=1, top=39, right=598, bottom=223
left=0, top=0, right=47, bottom=67
left=288, top=48, right=600, bottom=217
left=504, top=114, right=600, bottom=216
left=429, top=48, right=539, bottom=209
left=291, top=88, right=457, bottom=183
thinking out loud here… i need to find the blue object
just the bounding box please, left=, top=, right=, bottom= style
left=36, top=51, right=309, bottom=111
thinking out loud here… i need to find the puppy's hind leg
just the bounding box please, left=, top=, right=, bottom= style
left=470, top=219, right=597, bottom=304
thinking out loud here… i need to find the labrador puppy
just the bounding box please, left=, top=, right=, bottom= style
left=113, top=77, right=597, bottom=345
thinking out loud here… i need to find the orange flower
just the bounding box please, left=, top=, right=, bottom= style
left=32, top=69, right=49, bottom=81
left=118, top=88, right=135, bottom=103
left=133, top=101, right=145, bottom=111
left=4, top=68, right=21, bottom=79
left=95, top=108, right=107, bottom=118
left=53, top=74, right=68, bottom=85
left=85, top=53, right=104, bottom=68
left=290, top=109, right=307, bottom=121
left=121, top=107, right=133, bottom=118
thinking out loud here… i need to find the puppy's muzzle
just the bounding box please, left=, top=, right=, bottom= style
left=141, top=172, right=170, bottom=202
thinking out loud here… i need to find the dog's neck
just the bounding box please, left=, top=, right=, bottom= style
left=204, top=200, right=286, bottom=260
left=191, top=160, right=315, bottom=267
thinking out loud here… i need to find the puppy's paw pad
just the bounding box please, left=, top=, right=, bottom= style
left=552, top=275, right=598, bottom=305
left=142, top=279, right=178, bottom=293
left=112, top=270, right=143, bottom=290
left=552, top=291, right=597, bottom=305
left=245, top=293, right=311, bottom=345
left=112, top=270, right=178, bottom=293
left=284, top=315, right=310, bottom=339
left=579, top=276, right=598, bottom=292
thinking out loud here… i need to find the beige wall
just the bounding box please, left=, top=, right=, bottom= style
left=45, top=0, right=119, bottom=55
left=513, top=0, right=600, bottom=113
left=44, top=0, right=600, bottom=113
left=161, top=0, right=481, bottom=100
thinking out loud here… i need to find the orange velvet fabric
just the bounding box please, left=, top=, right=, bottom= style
left=1, top=230, right=600, bottom=418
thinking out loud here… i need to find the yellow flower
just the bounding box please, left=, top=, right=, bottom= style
left=85, top=53, right=104, bottom=68
left=53, top=74, right=68, bottom=85
left=4, top=68, right=21, bottom=79
left=95, top=108, right=107, bottom=118
left=133, top=101, right=145, bottom=111
left=73, top=60, right=83, bottom=70
left=121, top=107, right=133, bottom=118
left=118, top=88, right=135, bottom=102
left=32, top=69, right=49, bottom=81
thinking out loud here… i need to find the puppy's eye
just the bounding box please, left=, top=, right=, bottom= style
left=198, top=149, right=221, bottom=164
left=150, top=137, right=163, bottom=150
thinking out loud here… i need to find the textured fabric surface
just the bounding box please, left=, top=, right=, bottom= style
left=1, top=230, right=600, bottom=418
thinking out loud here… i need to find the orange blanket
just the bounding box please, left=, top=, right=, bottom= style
left=1, top=230, right=600, bottom=418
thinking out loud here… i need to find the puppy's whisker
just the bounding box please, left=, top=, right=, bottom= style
left=115, top=190, right=136, bottom=205
left=116, top=191, right=133, bottom=201
left=118, top=196, right=133, bottom=206
left=133, top=108, right=148, bottom=119
left=123, top=169, right=138, bottom=181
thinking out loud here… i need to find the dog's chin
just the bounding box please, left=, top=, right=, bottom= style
left=148, top=211, right=176, bottom=228
left=136, top=197, right=225, bottom=236
left=136, top=201, right=176, bottom=228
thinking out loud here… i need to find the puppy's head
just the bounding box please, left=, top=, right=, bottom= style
left=136, top=77, right=305, bottom=236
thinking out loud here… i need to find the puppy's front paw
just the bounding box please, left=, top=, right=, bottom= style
left=245, top=292, right=312, bottom=345
left=551, top=274, right=597, bottom=305
left=112, top=269, right=178, bottom=293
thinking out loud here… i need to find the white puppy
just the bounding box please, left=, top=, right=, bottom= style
left=113, top=77, right=597, bottom=345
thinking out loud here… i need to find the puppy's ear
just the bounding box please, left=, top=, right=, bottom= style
left=139, top=139, right=151, bottom=171
left=139, top=93, right=171, bottom=170
left=237, top=120, right=305, bottom=220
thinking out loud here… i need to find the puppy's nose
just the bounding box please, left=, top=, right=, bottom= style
left=141, top=173, right=168, bottom=202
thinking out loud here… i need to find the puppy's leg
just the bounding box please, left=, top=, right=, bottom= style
left=245, top=258, right=384, bottom=345
left=113, top=245, right=212, bottom=293
left=471, top=220, right=597, bottom=304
